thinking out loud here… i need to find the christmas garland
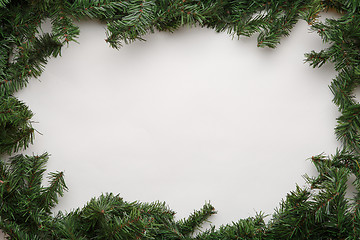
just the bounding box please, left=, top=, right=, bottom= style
left=1, top=0, right=360, bottom=239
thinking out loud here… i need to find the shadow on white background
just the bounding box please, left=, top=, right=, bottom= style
left=2, top=14, right=342, bottom=239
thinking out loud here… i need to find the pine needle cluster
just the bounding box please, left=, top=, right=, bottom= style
left=1, top=0, right=360, bottom=239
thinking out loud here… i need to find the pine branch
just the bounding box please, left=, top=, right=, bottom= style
left=309, top=154, right=352, bottom=238
left=329, top=69, right=358, bottom=111
left=77, top=194, right=186, bottom=239
left=177, top=202, right=216, bottom=237
left=305, top=49, right=331, bottom=68
left=335, top=105, right=360, bottom=152
left=0, top=218, right=41, bottom=240
left=195, top=213, right=266, bottom=240
left=350, top=178, right=360, bottom=238
left=266, top=185, right=312, bottom=239
left=53, top=211, right=86, bottom=240
left=0, top=97, right=34, bottom=154
left=0, top=154, right=58, bottom=239
left=68, top=0, right=128, bottom=21
left=50, top=3, right=80, bottom=44
left=307, top=15, right=360, bottom=71
left=40, top=171, right=67, bottom=213
left=0, top=0, right=10, bottom=8
left=299, top=0, right=323, bottom=24
left=0, top=33, right=63, bottom=96
left=105, top=0, right=157, bottom=49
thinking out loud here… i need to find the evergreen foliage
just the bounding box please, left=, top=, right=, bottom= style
left=0, top=0, right=360, bottom=239
left=0, top=97, right=34, bottom=155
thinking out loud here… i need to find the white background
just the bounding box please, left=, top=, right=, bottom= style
left=2, top=13, right=345, bottom=238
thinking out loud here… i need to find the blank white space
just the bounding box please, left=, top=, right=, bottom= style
left=7, top=15, right=341, bottom=236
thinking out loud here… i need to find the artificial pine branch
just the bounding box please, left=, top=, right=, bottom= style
left=0, top=154, right=56, bottom=239
left=50, top=2, right=80, bottom=44
left=195, top=213, right=266, bottom=239
left=335, top=105, right=360, bottom=151
left=177, top=202, right=216, bottom=237
left=0, top=0, right=9, bottom=8
left=40, top=171, right=67, bottom=213
left=0, top=97, right=34, bottom=154
left=106, top=0, right=157, bottom=48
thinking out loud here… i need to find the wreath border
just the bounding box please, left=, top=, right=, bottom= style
left=0, top=0, right=360, bottom=239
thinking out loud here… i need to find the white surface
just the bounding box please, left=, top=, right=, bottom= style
left=6, top=16, right=342, bottom=237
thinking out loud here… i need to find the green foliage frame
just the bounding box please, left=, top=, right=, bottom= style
left=1, top=0, right=360, bottom=239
